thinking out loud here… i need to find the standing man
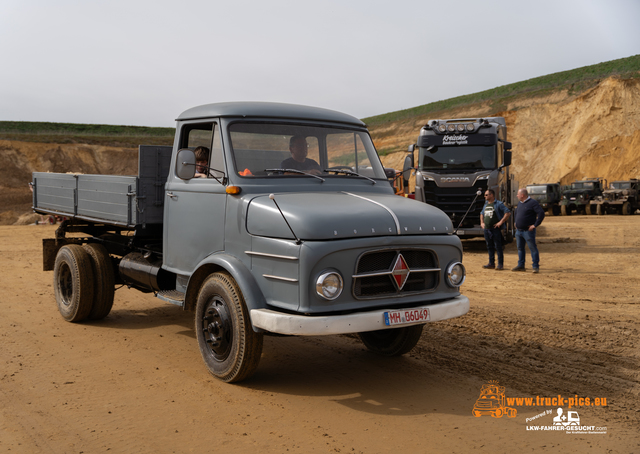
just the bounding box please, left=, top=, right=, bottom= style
left=480, top=189, right=511, bottom=270
left=512, top=188, right=546, bottom=273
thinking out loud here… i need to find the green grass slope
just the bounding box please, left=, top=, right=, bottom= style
left=364, top=54, right=640, bottom=127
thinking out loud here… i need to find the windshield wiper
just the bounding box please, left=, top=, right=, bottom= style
left=266, top=168, right=325, bottom=182
left=324, top=168, right=376, bottom=184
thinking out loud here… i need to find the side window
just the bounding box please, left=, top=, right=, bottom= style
left=179, top=122, right=225, bottom=180
left=210, top=124, right=225, bottom=179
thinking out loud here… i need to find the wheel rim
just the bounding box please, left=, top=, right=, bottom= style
left=201, top=296, right=232, bottom=361
left=58, top=262, right=73, bottom=306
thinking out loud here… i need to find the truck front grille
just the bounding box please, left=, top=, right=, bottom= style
left=421, top=180, right=488, bottom=228
left=352, top=249, right=439, bottom=299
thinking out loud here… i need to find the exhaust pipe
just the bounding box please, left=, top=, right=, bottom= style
left=119, top=252, right=175, bottom=292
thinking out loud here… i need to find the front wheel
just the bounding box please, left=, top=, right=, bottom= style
left=358, top=324, right=424, bottom=356
left=622, top=202, right=631, bottom=215
left=561, top=205, right=570, bottom=216
left=195, top=272, right=263, bottom=383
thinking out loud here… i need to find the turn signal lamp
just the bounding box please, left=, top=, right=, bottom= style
left=226, top=186, right=241, bottom=195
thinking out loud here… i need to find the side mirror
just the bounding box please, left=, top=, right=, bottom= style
left=402, top=152, right=414, bottom=191
left=176, top=148, right=196, bottom=180
left=503, top=141, right=512, bottom=151
left=407, top=144, right=415, bottom=153
left=503, top=150, right=512, bottom=167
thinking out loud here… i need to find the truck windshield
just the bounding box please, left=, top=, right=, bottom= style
left=419, top=145, right=496, bottom=170
left=610, top=182, right=631, bottom=189
left=527, top=186, right=547, bottom=194
left=571, top=182, right=594, bottom=189
left=228, top=122, right=386, bottom=179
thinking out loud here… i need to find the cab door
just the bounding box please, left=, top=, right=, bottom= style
left=163, top=121, right=227, bottom=275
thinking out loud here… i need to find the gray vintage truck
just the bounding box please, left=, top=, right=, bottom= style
left=32, top=102, right=469, bottom=382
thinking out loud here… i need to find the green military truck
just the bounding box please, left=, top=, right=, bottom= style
left=526, top=183, right=562, bottom=216
left=591, top=179, right=639, bottom=215
left=560, top=178, right=605, bottom=215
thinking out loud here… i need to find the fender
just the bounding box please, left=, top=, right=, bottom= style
left=184, top=252, right=267, bottom=318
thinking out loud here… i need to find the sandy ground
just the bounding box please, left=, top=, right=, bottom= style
left=1, top=216, right=639, bottom=453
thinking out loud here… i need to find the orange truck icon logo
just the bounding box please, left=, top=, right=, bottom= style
left=472, top=382, right=517, bottom=418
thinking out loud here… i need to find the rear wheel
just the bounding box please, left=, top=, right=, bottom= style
left=358, top=324, right=424, bottom=356
left=561, top=205, right=570, bottom=216
left=83, top=243, right=115, bottom=320
left=195, top=272, right=263, bottom=383
left=53, top=245, right=95, bottom=322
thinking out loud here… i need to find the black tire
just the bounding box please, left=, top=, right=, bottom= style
left=596, top=204, right=605, bottom=216
left=53, top=244, right=95, bottom=322
left=622, top=202, right=631, bottom=215
left=584, top=204, right=592, bottom=215
left=358, top=324, right=424, bottom=356
left=561, top=205, right=570, bottom=216
left=83, top=243, right=115, bottom=320
left=552, top=205, right=561, bottom=216
left=195, top=272, right=263, bottom=383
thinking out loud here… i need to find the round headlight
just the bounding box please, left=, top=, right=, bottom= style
left=456, top=124, right=465, bottom=132
left=316, top=271, right=344, bottom=300
left=447, top=124, right=456, bottom=132
left=466, top=123, right=475, bottom=131
left=438, top=124, right=447, bottom=133
left=446, top=262, right=466, bottom=287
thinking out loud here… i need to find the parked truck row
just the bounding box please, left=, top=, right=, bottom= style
left=33, top=102, right=470, bottom=383
left=526, top=178, right=639, bottom=216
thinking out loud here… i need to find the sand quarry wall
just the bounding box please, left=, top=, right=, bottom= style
left=377, top=76, right=640, bottom=188
left=1, top=75, right=639, bottom=224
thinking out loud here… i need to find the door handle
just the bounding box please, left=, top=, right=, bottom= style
left=166, top=191, right=178, bottom=199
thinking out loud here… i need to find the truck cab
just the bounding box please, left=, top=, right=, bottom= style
left=526, top=183, right=562, bottom=215
left=33, top=102, right=470, bottom=382
left=404, top=117, right=516, bottom=240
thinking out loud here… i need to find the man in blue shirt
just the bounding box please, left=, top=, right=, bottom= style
left=513, top=188, right=546, bottom=273
left=480, top=189, right=511, bottom=270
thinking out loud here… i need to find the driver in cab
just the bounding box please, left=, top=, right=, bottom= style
left=280, top=135, right=322, bottom=175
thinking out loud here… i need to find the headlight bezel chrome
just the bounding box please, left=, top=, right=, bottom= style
left=315, top=270, right=344, bottom=300
left=445, top=261, right=466, bottom=288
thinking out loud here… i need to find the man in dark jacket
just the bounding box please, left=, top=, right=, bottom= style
left=513, top=188, right=546, bottom=273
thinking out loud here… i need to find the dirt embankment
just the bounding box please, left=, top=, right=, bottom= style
left=1, top=75, right=639, bottom=224
left=376, top=76, right=640, bottom=187
left=0, top=141, right=137, bottom=224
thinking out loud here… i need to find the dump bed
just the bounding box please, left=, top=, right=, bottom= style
left=32, top=145, right=171, bottom=228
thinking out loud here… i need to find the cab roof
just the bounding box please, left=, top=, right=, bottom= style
left=176, top=102, right=366, bottom=127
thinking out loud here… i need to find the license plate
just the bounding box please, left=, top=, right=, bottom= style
left=384, top=308, right=430, bottom=326
left=457, top=230, right=464, bottom=235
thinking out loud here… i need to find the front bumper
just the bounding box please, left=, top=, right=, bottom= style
left=250, top=295, right=469, bottom=335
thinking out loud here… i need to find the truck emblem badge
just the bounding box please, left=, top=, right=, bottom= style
left=392, top=254, right=410, bottom=290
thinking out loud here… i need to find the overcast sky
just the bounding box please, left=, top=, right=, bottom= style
left=1, top=0, right=639, bottom=127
